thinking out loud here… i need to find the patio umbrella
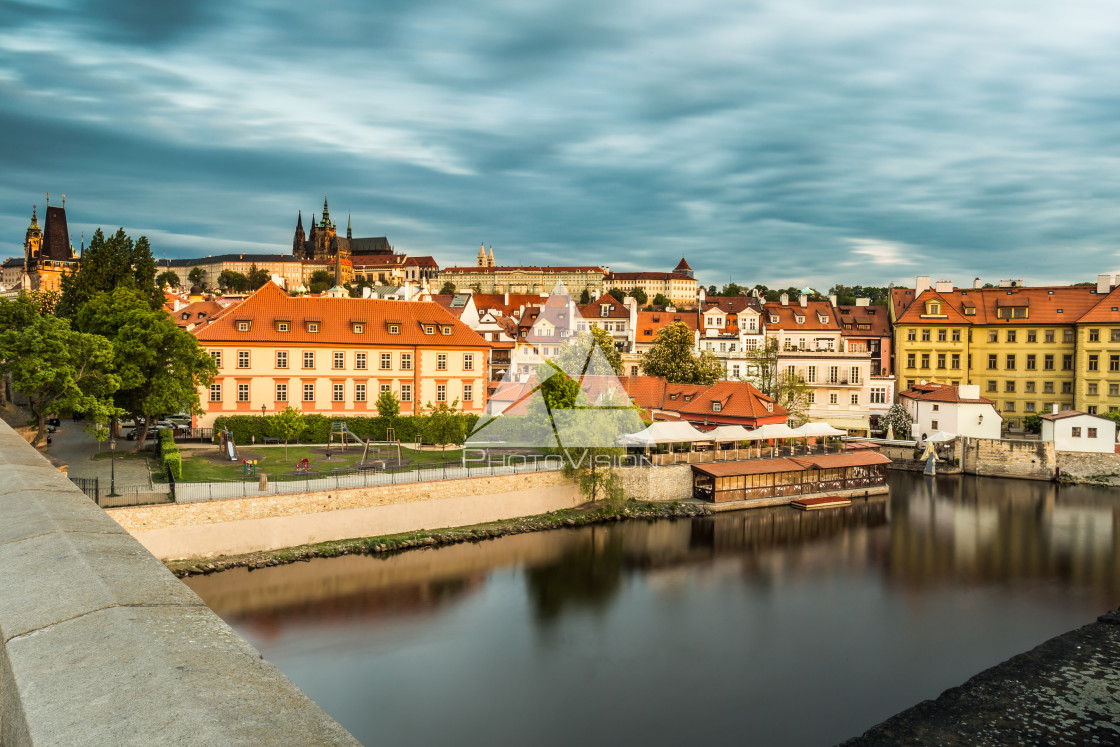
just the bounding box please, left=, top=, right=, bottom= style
left=925, top=430, right=957, bottom=443
left=705, top=425, right=753, bottom=442
left=792, top=422, right=847, bottom=437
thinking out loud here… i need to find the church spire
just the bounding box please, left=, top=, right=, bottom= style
left=321, top=195, right=330, bottom=227
left=347, top=213, right=352, bottom=240
left=488, top=245, right=495, bottom=267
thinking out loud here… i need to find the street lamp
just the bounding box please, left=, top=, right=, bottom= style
left=109, top=438, right=116, bottom=497
left=261, top=404, right=267, bottom=417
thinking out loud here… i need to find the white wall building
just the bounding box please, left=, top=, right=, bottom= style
left=901, top=383, right=1003, bottom=440
left=1040, top=410, right=1117, bottom=453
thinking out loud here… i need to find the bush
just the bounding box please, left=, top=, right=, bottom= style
left=212, top=413, right=480, bottom=446
left=158, top=429, right=181, bottom=478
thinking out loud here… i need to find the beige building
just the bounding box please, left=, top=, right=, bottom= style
left=190, top=282, right=490, bottom=428
left=605, top=258, right=699, bottom=307
left=439, top=265, right=607, bottom=297
left=160, top=254, right=308, bottom=292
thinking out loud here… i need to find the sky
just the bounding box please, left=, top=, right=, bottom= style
left=2, top=0, right=1120, bottom=290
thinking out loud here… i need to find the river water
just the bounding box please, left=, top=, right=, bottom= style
left=185, top=472, right=1120, bottom=746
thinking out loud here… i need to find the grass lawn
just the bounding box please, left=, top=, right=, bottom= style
left=156, top=443, right=468, bottom=483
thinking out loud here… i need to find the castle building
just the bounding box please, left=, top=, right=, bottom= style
left=22, top=199, right=79, bottom=292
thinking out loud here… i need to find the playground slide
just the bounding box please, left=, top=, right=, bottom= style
left=226, top=436, right=237, bottom=461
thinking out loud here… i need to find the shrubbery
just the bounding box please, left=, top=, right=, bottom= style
left=211, top=413, right=480, bottom=446
left=158, top=429, right=182, bottom=478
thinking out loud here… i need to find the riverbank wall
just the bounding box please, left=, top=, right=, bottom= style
left=842, top=608, right=1120, bottom=745
left=0, top=420, right=357, bottom=745
left=109, top=470, right=583, bottom=561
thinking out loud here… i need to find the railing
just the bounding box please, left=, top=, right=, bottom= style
left=707, top=470, right=887, bottom=502
left=68, top=476, right=172, bottom=508
left=644, top=442, right=844, bottom=466
left=172, top=458, right=563, bottom=503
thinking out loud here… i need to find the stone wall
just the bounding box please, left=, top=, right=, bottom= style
left=1055, top=451, right=1120, bottom=485
left=960, top=437, right=1055, bottom=481
left=0, top=420, right=357, bottom=745
left=619, top=465, right=693, bottom=502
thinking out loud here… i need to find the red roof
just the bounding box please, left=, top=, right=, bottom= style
left=674, top=257, right=692, bottom=272
left=898, top=384, right=994, bottom=405
left=579, top=295, right=630, bottom=319
left=442, top=265, right=607, bottom=274
left=619, top=376, right=787, bottom=422
left=835, top=304, right=890, bottom=337
left=762, top=300, right=839, bottom=331
left=192, top=282, right=488, bottom=347
left=893, top=285, right=1105, bottom=325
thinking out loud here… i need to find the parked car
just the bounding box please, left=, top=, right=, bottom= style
left=125, top=428, right=159, bottom=441
left=47, top=417, right=61, bottom=428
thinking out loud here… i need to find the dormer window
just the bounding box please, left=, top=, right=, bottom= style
left=277, top=321, right=290, bottom=332
left=236, top=321, right=251, bottom=332
left=389, top=324, right=400, bottom=335
left=669, top=393, right=678, bottom=400
left=307, top=322, right=319, bottom=333
left=442, top=326, right=452, bottom=335
left=795, top=315, right=805, bottom=324
left=425, top=325, right=435, bottom=334
left=181, top=313, right=189, bottom=321
left=353, top=323, right=364, bottom=334
left=770, top=315, right=779, bottom=324
left=712, top=401, right=722, bottom=412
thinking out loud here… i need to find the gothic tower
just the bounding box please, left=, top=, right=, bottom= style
left=292, top=211, right=306, bottom=258
left=24, top=205, right=42, bottom=266
left=477, top=243, right=486, bottom=267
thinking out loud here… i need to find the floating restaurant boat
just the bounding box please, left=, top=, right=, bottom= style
left=791, top=496, right=852, bottom=511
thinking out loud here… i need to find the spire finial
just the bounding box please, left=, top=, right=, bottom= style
left=61, top=194, right=65, bottom=208
left=45, top=192, right=49, bottom=205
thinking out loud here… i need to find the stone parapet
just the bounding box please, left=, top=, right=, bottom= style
left=0, top=420, right=357, bottom=746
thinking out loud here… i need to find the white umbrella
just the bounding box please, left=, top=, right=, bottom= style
left=620, top=421, right=709, bottom=446
left=925, top=430, right=957, bottom=443
left=705, top=425, right=753, bottom=442
left=750, top=423, right=801, bottom=440
left=793, top=422, right=847, bottom=437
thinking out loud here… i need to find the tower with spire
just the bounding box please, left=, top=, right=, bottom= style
left=22, top=195, right=79, bottom=291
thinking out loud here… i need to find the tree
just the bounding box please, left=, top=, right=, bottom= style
left=424, top=399, right=464, bottom=450
left=774, top=372, right=810, bottom=426
left=76, top=290, right=218, bottom=452
left=376, top=389, right=401, bottom=417
left=707, top=285, right=718, bottom=296
left=629, top=287, right=648, bottom=305
left=1022, top=414, right=1043, bottom=434
left=57, top=228, right=161, bottom=319
left=744, top=337, right=781, bottom=399
left=187, top=267, right=206, bottom=289
left=247, top=264, right=271, bottom=290
left=156, top=270, right=180, bottom=289
left=640, top=322, right=724, bottom=384
left=883, top=404, right=913, bottom=440
left=308, top=269, right=334, bottom=294
left=606, top=288, right=626, bottom=303
left=652, top=293, right=670, bottom=308
left=719, top=282, right=743, bottom=297
left=271, top=405, right=307, bottom=459
left=578, top=288, right=591, bottom=305
left=217, top=269, right=248, bottom=293
left=552, top=326, right=623, bottom=377
left=0, top=297, right=119, bottom=446
left=439, top=280, right=457, bottom=295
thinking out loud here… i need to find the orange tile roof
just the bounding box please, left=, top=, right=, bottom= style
left=618, top=376, right=787, bottom=422
left=761, top=300, right=840, bottom=331
left=579, top=295, right=631, bottom=319
left=635, top=311, right=698, bottom=341
left=192, top=281, right=489, bottom=347
left=169, top=299, right=227, bottom=328
left=836, top=304, right=890, bottom=336
left=442, top=265, right=607, bottom=274
left=899, top=384, right=995, bottom=405
left=894, top=285, right=1108, bottom=325
left=702, top=296, right=761, bottom=315
left=1073, top=286, right=1120, bottom=323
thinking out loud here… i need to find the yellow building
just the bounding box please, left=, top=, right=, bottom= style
left=891, top=277, right=1119, bottom=428
left=190, top=282, right=490, bottom=428
left=22, top=202, right=79, bottom=292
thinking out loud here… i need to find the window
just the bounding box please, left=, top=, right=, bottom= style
left=1005, top=380, right=1015, bottom=392
left=236, top=351, right=250, bottom=369
left=276, top=350, right=288, bottom=369
left=906, top=353, right=916, bottom=368
left=921, top=329, right=931, bottom=342
left=210, top=351, right=222, bottom=368
left=356, top=352, right=367, bottom=370
left=952, top=329, right=961, bottom=342
left=401, top=384, right=412, bottom=402
left=401, top=353, right=412, bottom=370
left=1089, top=354, right=1099, bottom=371
left=907, top=329, right=916, bottom=341
left=1045, top=330, right=1055, bottom=343
left=424, top=325, right=434, bottom=335
left=851, top=394, right=859, bottom=405
left=937, top=353, right=946, bottom=369
left=1089, top=427, right=1099, bottom=437
left=237, top=384, right=249, bottom=402
left=1111, top=355, right=1120, bottom=372
left=951, top=353, right=960, bottom=369
left=1062, top=354, right=1073, bottom=371
left=988, top=354, right=998, bottom=370
left=1025, top=381, right=1035, bottom=393
left=1071, top=427, right=1082, bottom=437
left=464, top=354, right=474, bottom=371
left=1027, top=330, right=1036, bottom=343
left=850, top=367, right=860, bottom=384
left=1025, top=354, right=1035, bottom=370
left=275, top=383, right=287, bottom=402
left=1088, top=383, right=1098, bottom=396
left=353, top=324, right=364, bottom=334
left=1044, top=381, right=1054, bottom=394
left=380, top=353, right=392, bottom=370
left=931, top=420, right=939, bottom=430
left=463, top=384, right=473, bottom=402
left=1090, top=329, right=1100, bottom=342
left=1006, top=330, right=1016, bottom=343
left=389, top=325, right=400, bottom=335
left=987, top=381, right=997, bottom=392
left=1044, top=354, right=1054, bottom=370
left=308, top=322, right=319, bottom=333
left=1062, top=382, right=1073, bottom=394
left=333, top=352, right=345, bottom=369
left=1025, top=401, right=1035, bottom=412
left=932, top=404, right=940, bottom=412
left=1111, top=384, right=1120, bottom=397
left=442, top=326, right=452, bottom=335
left=437, top=354, right=447, bottom=371
left=807, top=391, right=815, bottom=404
left=277, top=322, right=289, bottom=332
left=828, top=366, right=839, bottom=383
left=829, top=393, right=838, bottom=404
left=303, top=351, right=315, bottom=369
left=355, top=384, right=366, bottom=402
left=1063, top=330, right=1075, bottom=343
left=1112, top=329, right=1120, bottom=343
left=989, top=331, right=998, bottom=343
left=1006, top=354, right=1015, bottom=370
left=1004, top=401, right=1015, bottom=412
left=380, top=384, right=391, bottom=394
left=303, top=383, right=315, bottom=402
left=921, top=354, right=930, bottom=369
left=237, top=322, right=249, bottom=332
left=437, top=384, right=447, bottom=402
left=870, top=388, right=887, bottom=404
left=937, top=329, right=947, bottom=342
left=209, top=383, right=221, bottom=402
left=807, top=366, right=817, bottom=383
left=333, top=383, right=344, bottom=402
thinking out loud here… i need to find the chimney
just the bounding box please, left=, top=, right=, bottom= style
left=1097, top=274, right=1112, bottom=294
left=698, top=286, right=706, bottom=304
left=780, top=293, right=789, bottom=306
left=856, top=297, right=870, bottom=306
left=504, top=290, right=509, bottom=306
left=959, top=384, right=980, bottom=400
left=973, top=277, right=982, bottom=289
left=1052, top=403, right=1060, bottom=414
left=828, top=293, right=837, bottom=307
left=934, top=280, right=953, bottom=293
left=403, top=280, right=412, bottom=300
left=799, top=294, right=807, bottom=307
left=915, top=275, right=931, bottom=295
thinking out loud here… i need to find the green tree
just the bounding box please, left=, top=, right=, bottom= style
left=424, top=399, right=464, bottom=450
left=774, top=372, right=810, bottom=426
left=578, top=288, right=591, bottom=305
left=217, top=269, right=248, bottom=293
left=76, top=290, right=218, bottom=452
left=308, top=269, right=334, bottom=293
left=719, top=282, right=743, bottom=296
left=271, top=405, right=307, bottom=459
left=57, top=228, right=161, bottom=318
left=607, top=288, right=626, bottom=303
left=628, top=287, right=648, bottom=305
left=552, top=326, right=623, bottom=377
left=439, top=280, right=456, bottom=295
left=0, top=297, right=119, bottom=446
left=707, top=285, right=718, bottom=296
left=187, top=267, right=206, bottom=289
left=376, top=389, right=401, bottom=417
left=1022, top=414, right=1043, bottom=434
left=640, top=322, right=723, bottom=384
left=156, top=270, right=180, bottom=289
left=247, top=264, right=271, bottom=290
left=652, top=293, right=671, bottom=308
left=883, top=403, right=913, bottom=440
left=744, top=337, right=780, bottom=399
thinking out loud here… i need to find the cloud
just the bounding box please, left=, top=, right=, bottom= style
left=847, top=238, right=917, bottom=266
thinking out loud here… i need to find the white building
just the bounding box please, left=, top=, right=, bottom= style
left=900, top=383, right=1002, bottom=440
left=1040, top=410, right=1117, bottom=453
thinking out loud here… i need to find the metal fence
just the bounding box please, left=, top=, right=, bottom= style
left=172, top=459, right=563, bottom=503
left=68, top=477, right=173, bottom=508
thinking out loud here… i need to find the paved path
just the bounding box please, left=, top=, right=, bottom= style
left=47, top=422, right=159, bottom=490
